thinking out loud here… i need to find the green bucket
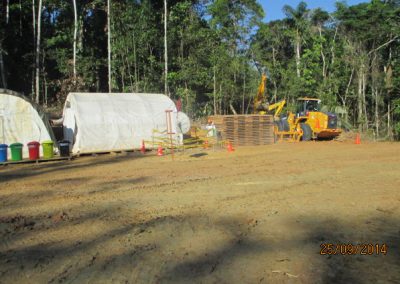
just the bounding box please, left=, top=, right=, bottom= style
left=42, top=140, right=54, bottom=159
left=10, top=143, right=23, bottom=161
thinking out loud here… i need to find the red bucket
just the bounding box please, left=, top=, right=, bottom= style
left=27, top=141, right=40, bottom=160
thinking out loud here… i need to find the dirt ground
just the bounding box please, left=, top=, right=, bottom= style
left=0, top=141, right=399, bottom=283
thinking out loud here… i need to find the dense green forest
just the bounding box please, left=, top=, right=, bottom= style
left=0, top=0, right=399, bottom=139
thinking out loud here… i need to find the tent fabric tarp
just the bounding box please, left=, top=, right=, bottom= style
left=63, top=93, right=181, bottom=154
left=0, top=89, right=55, bottom=158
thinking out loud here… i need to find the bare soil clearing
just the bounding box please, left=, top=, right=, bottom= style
left=1, top=142, right=399, bottom=283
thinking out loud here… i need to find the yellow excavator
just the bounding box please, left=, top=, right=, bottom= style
left=254, top=73, right=341, bottom=141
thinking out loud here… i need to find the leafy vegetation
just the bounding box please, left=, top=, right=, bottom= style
left=0, top=0, right=399, bottom=139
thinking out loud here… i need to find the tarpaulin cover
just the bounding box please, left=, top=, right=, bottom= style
left=63, top=93, right=182, bottom=154
left=0, top=89, right=54, bottom=158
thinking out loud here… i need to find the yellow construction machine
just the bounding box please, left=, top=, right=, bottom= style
left=254, top=73, right=342, bottom=141
left=253, top=73, right=268, bottom=114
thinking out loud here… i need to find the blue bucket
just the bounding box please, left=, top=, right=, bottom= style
left=0, top=144, right=8, bottom=162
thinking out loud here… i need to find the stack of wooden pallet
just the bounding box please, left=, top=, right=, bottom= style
left=209, top=115, right=274, bottom=146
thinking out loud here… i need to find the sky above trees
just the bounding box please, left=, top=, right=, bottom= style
left=260, top=0, right=368, bottom=21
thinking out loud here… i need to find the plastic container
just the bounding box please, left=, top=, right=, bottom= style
left=10, top=143, right=23, bottom=161
left=42, top=140, right=54, bottom=159
left=27, top=141, right=40, bottom=160
left=0, top=144, right=8, bottom=162
left=58, top=140, right=70, bottom=157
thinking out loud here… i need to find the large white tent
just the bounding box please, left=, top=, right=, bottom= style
left=0, top=89, right=54, bottom=158
left=62, top=92, right=186, bottom=154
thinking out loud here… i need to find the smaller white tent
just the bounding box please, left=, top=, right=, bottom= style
left=0, top=89, right=54, bottom=158
left=63, top=93, right=187, bottom=154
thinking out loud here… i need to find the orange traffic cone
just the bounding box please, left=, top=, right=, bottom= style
left=315, top=118, right=320, bottom=129
left=227, top=142, right=234, bottom=152
left=140, top=140, right=146, bottom=154
left=355, top=133, right=361, bottom=145
left=203, top=140, right=209, bottom=149
left=157, top=145, right=164, bottom=156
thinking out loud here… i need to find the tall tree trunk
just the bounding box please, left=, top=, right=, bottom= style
left=213, top=65, right=216, bottom=115
left=6, top=0, right=9, bottom=24
left=362, top=67, right=368, bottom=130
left=19, top=0, right=22, bottom=36
left=0, top=41, right=7, bottom=89
left=77, top=12, right=83, bottom=53
left=330, top=26, right=339, bottom=74
left=342, top=67, right=354, bottom=122
left=371, top=54, right=380, bottom=137
left=164, top=0, right=168, bottom=96
left=32, top=0, right=36, bottom=99
left=121, top=37, right=131, bottom=88
left=245, top=96, right=252, bottom=114
left=374, top=88, right=379, bottom=137
left=387, top=102, right=392, bottom=139
left=318, top=27, right=327, bottom=80
left=219, top=84, right=222, bottom=114
left=107, top=0, right=111, bottom=92
left=123, top=45, right=133, bottom=90
left=133, top=37, right=138, bottom=92
left=357, top=66, right=363, bottom=130
left=96, top=69, right=100, bottom=92
left=329, top=32, right=342, bottom=101
left=32, top=0, right=36, bottom=50
left=295, top=29, right=301, bottom=78
left=180, top=29, right=184, bottom=67
left=72, top=0, right=77, bottom=83
left=35, top=0, right=42, bottom=104
left=43, top=59, right=47, bottom=106
left=120, top=54, right=125, bottom=91
left=384, top=48, right=393, bottom=140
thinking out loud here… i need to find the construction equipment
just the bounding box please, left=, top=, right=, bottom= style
left=254, top=73, right=268, bottom=114
left=292, top=98, right=342, bottom=140
left=267, top=100, right=303, bottom=141
left=253, top=74, right=341, bottom=141
left=253, top=74, right=302, bottom=141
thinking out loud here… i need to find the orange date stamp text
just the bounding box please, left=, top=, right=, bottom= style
left=320, top=243, right=388, bottom=255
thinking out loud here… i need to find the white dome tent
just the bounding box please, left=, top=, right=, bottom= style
left=0, top=89, right=54, bottom=158
left=62, top=93, right=188, bottom=154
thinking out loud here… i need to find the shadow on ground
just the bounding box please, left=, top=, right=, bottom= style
left=0, top=152, right=147, bottom=184
left=0, top=206, right=398, bottom=283
left=289, top=214, right=400, bottom=284
left=0, top=176, right=148, bottom=214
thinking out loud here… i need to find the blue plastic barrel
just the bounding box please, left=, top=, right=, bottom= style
left=0, top=144, right=8, bottom=162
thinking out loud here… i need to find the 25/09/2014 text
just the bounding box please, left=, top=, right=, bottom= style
left=320, top=243, right=388, bottom=255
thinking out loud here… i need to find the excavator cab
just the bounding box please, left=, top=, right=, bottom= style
left=296, top=98, right=321, bottom=117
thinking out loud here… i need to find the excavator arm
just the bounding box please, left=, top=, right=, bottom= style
left=253, top=72, right=286, bottom=118
left=253, top=73, right=268, bottom=114
left=267, top=100, right=286, bottom=118
left=252, top=73, right=301, bottom=141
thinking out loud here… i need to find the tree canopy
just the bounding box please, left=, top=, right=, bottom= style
left=0, top=0, right=399, bottom=139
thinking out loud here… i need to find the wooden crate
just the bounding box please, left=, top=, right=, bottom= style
left=209, top=115, right=274, bottom=146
